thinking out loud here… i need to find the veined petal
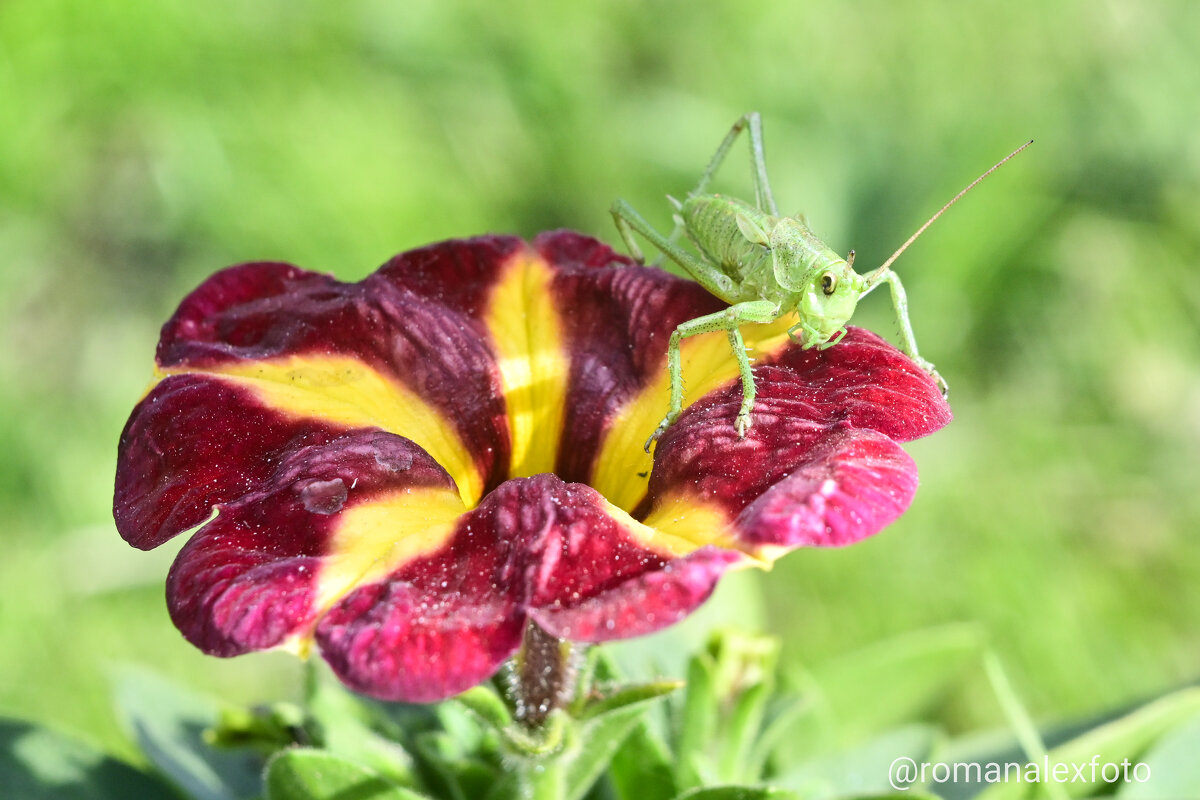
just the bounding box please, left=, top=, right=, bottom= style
left=736, top=428, right=920, bottom=549
left=312, top=472, right=748, bottom=700
left=154, top=249, right=516, bottom=503
left=635, top=327, right=950, bottom=558
left=533, top=232, right=799, bottom=512
left=533, top=547, right=746, bottom=641
left=115, top=375, right=348, bottom=550
left=166, top=429, right=463, bottom=656
left=158, top=355, right=483, bottom=505
left=481, top=251, right=570, bottom=478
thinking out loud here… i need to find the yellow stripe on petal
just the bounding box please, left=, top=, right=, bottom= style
left=613, top=493, right=734, bottom=556
left=158, top=356, right=483, bottom=505
left=313, top=486, right=467, bottom=614
left=592, top=314, right=799, bottom=513
left=484, top=254, right=569, bottom=478
left=601, top=492, right=770, bottom=566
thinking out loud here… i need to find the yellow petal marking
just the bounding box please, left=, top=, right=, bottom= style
left=599, top=492, right=771, bottom=566
left=592, top=313, right=799, bottom=513
left=313, top=486, right=467, bottom=615
left=158, top=355, right=483, bottom=506
left=483, top=253, right=569, bottom=478
left=273, top=487, right=467, bottom=658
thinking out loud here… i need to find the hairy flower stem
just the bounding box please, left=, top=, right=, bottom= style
left=513, top=621, right=576, bottom=729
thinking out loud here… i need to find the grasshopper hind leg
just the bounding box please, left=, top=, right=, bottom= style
left=692, top=112, right=779, bottom=215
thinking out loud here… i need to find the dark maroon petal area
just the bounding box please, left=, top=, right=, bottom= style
left=532, top=546, right=744, bottom=642
left=766, top=327, right=953, bottom=441
left=167, top=430, right=456, bottom=655
left=636, top=327, right=949, bottom=548
left=537, top=231, right=728, bottom=485
left=155, top=240, right=521, bottom=496
left=736, top=428, right=919, bottom=548
left=115, top=375, right=347, bottom=550
left=315, top=474, right=732, bottom=700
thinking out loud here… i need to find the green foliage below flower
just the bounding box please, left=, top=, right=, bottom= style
left=4, top=630, right=1199, bottom=798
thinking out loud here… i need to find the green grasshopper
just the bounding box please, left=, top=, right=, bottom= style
left=612, top=112, right=1030, bottom=449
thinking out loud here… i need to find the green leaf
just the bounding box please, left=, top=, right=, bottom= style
left=0, top=717, right=178, bottom=800
left=605, top=720, right=678, bottom=800
left=481, top=772, right=520, bottom=800
left=1117, top=714, right=1200, bottom=797
left=112, top=667, right=264, bottom=800
left=771, top=724, right=941, bottom=799
left=671, top=786, right=803, bottom=800
left=975, top=687, right=1200, bottom=799
left=566, top=688, right=675, bottom=800
left=412, top=730, right=502, bottom=800
left=307, top=669, right=418, bottom=786
left=717, top=681, right=771, bottom=784
left=207, top=702, right=306, bottom=753
left=746, top=696, right=812, bottom=782
left=703, top=630, right=780, bottom=703
left=801, top=624, right=985, bottom=749
left=453, top=685, right=513, bottom=731
left=580, top=680, right=683, bottom=721
left=265, top=748, right=429, bottom=800
left=675, top=648, right=719, bottom=789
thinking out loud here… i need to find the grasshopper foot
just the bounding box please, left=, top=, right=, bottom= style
left=735, top=410, right=752, bottom=437
left=914, top=357, right=949, bottom=399
left=644, top=413, right=676, bottom=453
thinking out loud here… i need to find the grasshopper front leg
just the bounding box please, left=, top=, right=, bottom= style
left=865, top=270, right=948, bottom=397
left=645, top=299, right=780, bottom=451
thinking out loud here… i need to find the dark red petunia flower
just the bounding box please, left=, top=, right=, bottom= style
left=113, top=231, right=950, bottom=702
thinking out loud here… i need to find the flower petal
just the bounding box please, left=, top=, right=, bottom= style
left=314, top=473, right=742, bottom=700
left=736, top=428, right=919, bottom=548
left=166, top=428, right=463, bottom=655
left=635, top=327, right=951, bottom=556
left=531, top=232, right=803, bottom=513
left=115, top=374, right=347, bottom=550
left=531, top=546, right=745, bottom=642
left=155, top=245, right=524, bottom=504
left=314, top=578, right=526, bottom=703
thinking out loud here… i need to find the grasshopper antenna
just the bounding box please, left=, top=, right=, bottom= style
left=865, top=139, right=1033, bottom=287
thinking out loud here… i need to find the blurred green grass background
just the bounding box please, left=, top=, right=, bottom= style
left=1, top=0, right=1197, bottom=762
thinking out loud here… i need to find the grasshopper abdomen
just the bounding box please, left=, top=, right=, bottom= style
left=681, top=194, right=775, bottom=302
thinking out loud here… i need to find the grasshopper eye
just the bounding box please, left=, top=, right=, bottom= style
left=820, top=271, right=838, bottom=296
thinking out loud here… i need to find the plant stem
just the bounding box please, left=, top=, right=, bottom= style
left=514, top=621, right=575, bottom=728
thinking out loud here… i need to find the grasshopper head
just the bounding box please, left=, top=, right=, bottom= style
left=788, top=257, right=867, bottom=349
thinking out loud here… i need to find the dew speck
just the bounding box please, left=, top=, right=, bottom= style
left=375, top=450, right=414, bottom=472
left=300, top=478, right=348, bottom=514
